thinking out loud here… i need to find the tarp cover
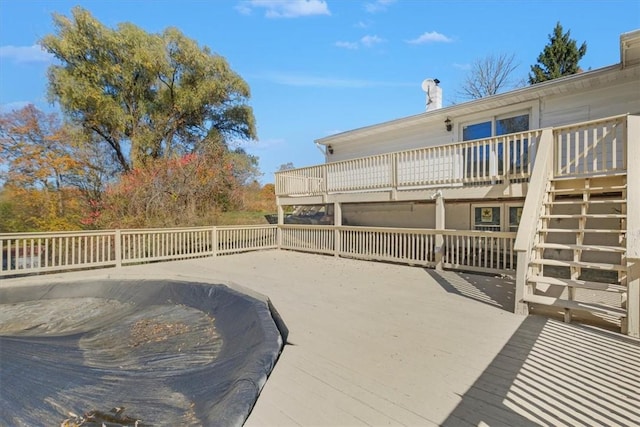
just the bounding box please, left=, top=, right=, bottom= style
left=0, top=279, right=284, bottom=426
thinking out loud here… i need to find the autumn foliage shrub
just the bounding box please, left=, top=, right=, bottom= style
left=96, top=151, right=240, bottom=228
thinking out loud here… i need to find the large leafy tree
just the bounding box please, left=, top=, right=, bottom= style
left=529, top=22, right=587, bottom=84
left=40, top=7, right=257, bottom=171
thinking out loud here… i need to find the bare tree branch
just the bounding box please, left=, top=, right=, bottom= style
left=458, top=53, right=520, bottom=100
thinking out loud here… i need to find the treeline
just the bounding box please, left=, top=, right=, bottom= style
left=0, top=105, right=276, bottom=232
left=0, top=8, right=276, bottom=232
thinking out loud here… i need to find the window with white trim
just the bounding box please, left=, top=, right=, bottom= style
left=472, top=202, right=524, bottom=232
left=473, top=205, right=502, bottom=232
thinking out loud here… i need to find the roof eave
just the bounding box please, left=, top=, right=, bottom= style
left=315, top=63, right=625, bottom=145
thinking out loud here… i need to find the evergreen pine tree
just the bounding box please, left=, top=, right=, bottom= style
left=529, top=22, right=587, bottom=84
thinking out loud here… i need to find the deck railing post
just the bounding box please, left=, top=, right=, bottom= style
left=211, top=226, right=218, bottom=257
left=391, top=153, right=398, bottom=199
left=115, top=229, right=122, bottom=268
left=322, top=164, right=327, bottom=193
left=277, top=205, right=284, bottom=250
left=434, top=194, right=445, bottom=270
left=334, top=202, right=342, bottom=257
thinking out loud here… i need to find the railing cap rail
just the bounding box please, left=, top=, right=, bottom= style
left=552, top=113, right=628, bottom=133
left=0, top=229, right=118, bottom=238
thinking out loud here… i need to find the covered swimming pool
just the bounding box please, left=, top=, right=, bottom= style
left=0, top=279, right=285, bottom=426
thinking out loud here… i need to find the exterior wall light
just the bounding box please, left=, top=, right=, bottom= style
left=327, top=145, right=334, bottom=155
left=445, top=118, right=452, bottom=132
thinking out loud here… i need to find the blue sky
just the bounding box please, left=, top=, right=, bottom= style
left=1, top=0, right=638, bottom=184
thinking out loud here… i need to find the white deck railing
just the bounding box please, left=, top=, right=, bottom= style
left=1, top=225, right=515, bottom=277
left=276, top=115, right=631, bottom=197
left=0, top=230, right=118, bottom=274
left=280, top=225, right=516, bottom=275
left=1, top=225, right=278, bottom=277
left=554, top=115, right=627, bottom=177
left=276, top=130, right=541, bottom=196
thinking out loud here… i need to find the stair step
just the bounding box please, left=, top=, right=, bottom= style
left=527, top=275, right=627, bottom=292
left=551, top=172, right=627, bottom=181
left=530, top=258, right=626, bottom=271
left=535, top=242, right=626, bottom=253
left=539, top=228, right=624, bottom=234
left=545, top=199, right=626, bottom=205
left=541, top=213, right=626, bottom=219
left=523, top=294, right=627, bottom=318
left=550, top=185, right=626, bottom=194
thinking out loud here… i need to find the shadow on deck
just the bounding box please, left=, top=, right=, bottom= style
left=442, top=315, right=640, bottom=426
left=426, top=269, right=515, bottom=312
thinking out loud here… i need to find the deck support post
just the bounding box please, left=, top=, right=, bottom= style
left=434, top=192, right=445, bottom=270
left=625, top=115, right=640, bottom=337
left=277, top=205, right=284, bottom=249
left=334, top=202, right=342, bottom=257
left=514, top=251, right=530, bottom=315
left=277, top=205, right=284, bottom=225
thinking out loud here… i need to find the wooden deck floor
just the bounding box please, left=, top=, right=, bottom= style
left=3, top=250, right=639, bottom=426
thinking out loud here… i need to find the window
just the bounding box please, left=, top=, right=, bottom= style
left=462, top=112, right=530, bottom=178
left=463, top=121, right=491, bottom=141
left=473, top=206, right=501, bottom=232
left=472, top=203, right=524, bottom=232
left=508, top=205, right=523, bottom=232
left=496, top=115, right=529, bottom=135
left=498, top=115, right=530, bottom=174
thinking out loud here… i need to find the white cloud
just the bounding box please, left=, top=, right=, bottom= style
left=335, top=34, right=385, bottom=50
left=406, top=31, right=453, bottom=44
left=335, top=41, right=359, bottom=50
left=237, top=0, right=330, bottom=18
left=453, top=62, right=471, bottom=71
left=360, top=35, right=384, bottom=48
left=365, top=0, right=396, bottom=13
left=0, top=44, right=53, bottom=63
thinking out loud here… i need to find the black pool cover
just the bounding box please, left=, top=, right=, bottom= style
left=0, top=279, right=285, bottom=426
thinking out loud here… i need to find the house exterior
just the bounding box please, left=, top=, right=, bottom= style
left=274, top=29, right=640, bottom=336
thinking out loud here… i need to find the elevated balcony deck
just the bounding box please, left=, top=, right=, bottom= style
left=275, top=115, right=628, bottom=205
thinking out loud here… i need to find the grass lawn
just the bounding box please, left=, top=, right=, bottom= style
left=216, top=211, right=273, bottom=225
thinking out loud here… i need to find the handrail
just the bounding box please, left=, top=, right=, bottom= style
left=513, top=128, right=554, bottom=252
left=513, top=128, right=554, bottom=315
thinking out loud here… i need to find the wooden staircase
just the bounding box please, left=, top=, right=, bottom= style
left=523, top=174, right=629, bottom=332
